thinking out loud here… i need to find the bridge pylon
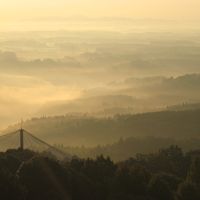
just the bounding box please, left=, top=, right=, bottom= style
left=20, top=129, right=24, bottom=150
left=0, top=128, right=70, bottom=160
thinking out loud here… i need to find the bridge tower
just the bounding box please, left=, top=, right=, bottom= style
left=20, top=128, right=24, bottom=150
left=19, top=119, right=24, bottom=150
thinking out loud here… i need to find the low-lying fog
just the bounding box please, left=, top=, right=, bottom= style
left=0, top=20, right=200, bottom=129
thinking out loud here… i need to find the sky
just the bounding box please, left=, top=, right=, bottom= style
left=0, top=0, right=200, bottom=22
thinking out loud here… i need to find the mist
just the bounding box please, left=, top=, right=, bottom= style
left=0, top=23, right=200, bottom=129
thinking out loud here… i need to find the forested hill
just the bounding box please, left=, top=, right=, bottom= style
left=167, top=102, right=200, bottom=111
left=5, top=109, right=200, bottom=146
left=61, top=137, right=200, bottom=162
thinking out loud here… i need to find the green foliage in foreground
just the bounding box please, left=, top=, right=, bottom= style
left=0, top=146, right=200, bottom=200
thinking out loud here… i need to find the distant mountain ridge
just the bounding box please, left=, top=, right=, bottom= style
left=5, top=109, right=200, bottom=147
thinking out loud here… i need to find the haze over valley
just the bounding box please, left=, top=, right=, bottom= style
left=1, top=25, right=200, bottom=130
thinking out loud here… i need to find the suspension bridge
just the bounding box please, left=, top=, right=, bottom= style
left=0, top=128, right=69, bottom=160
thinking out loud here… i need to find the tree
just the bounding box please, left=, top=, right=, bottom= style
left=148, top=174, right=174, bottom=200
left=19, top=156, right=71, bottom=200
left=0, top=169, right=25, bottom=200
left=186, top=156, right=200, bottom=185
left=176, top=181, right=200, bottom=200
left=110, top=165, right=150, bottom=199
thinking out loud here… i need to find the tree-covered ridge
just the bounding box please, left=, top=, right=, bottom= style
left=167, top=102, right=200, bottom=111
left=1, top=146, right=200, bottom=200
left=5, top=109, right=200, bottom=146
left=60, top=137, right=200, bottom=162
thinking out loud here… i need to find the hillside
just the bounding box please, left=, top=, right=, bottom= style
left=62, top=137, right=200, bottom=161
left=167, top=102, right=200, bottom=111
left=37, top=95, right=142, bottom=116
left=4, top=109, right=200, bottom=147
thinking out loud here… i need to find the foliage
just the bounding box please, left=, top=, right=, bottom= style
left=0, top=146, right=199, bottom=200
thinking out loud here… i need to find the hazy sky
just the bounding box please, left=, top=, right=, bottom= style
left=0, top=0, right=200, bottom=21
